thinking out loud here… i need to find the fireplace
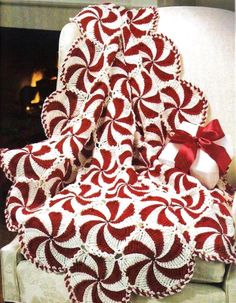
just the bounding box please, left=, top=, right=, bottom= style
left=0, top=27, right=59, bottom=147
left=0, top=26, right=60, bottom=221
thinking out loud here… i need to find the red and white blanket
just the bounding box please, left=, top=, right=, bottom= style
left=1, top=3, right=235, bottom=302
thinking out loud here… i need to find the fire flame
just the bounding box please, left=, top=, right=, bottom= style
left=30, top=70, right=43, bottom=104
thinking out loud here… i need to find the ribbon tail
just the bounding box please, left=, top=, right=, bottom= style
left=174, top=143, right=198, bottom=173
left=203, top=143, right=231, bottom=175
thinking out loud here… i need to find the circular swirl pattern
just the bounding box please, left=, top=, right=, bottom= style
left=83, top=81, right=109, bottom=123
left=97, top=97, right=134, bottom=146
left=42, top=89, right=85, bottom=137
left=81, top=149, right=119, bottom=186
left=1, top=141, right=57, bottom=181
left=133, top=117, right=167, bottom=168
left=62, top=39, right=105, bottom=92
left=73, top=4, right=122, bottom=44
left=110, top=53, right=131, bottom=97
left=79, top=201, right=137, bottom=255
left=131, top=71, right=163, bottom=124
left=56, top=119, right=92, bottom=158
left=106, top=177, right=148, bottom=200
left=123, top=228, right=194, bottom=298
left=6, top=181, right=47, bottom=231
left=20, top=211, right=80, bottom=271
left=194, top=213, right=236, bottom=262
left=139, top=34, right=181, bottom=82
left=44, top=159, right=76, bottom=196
left=163, top=166, right=199, bottom=194
left=123, top=7, right=159, bottom=46
left=160, top=80, right=208, bottom=131
left=65, top=253, right=130, bottom=303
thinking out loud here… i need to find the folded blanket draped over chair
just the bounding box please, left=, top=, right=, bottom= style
left=0, top=3, right=235, bottom=302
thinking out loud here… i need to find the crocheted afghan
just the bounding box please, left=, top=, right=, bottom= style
left=1, top=3, right=236, bottom=302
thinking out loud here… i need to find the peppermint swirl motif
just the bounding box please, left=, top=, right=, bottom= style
left=1, top=142, right=56, bottom=181
left=6, top=181, right=47, bottom=231
left=97, top=98, right=134, bottom=146
left=62, top=39, right=105, bottom=92
left=20, top=211, right=80, bottom=271
left=79, top=201, right=137, bottom=254
left=131, top=71, right=163, bottom=122
left=72, top=4, right=122, bottom=44
left=123, top=228, right=194, bottom=298
left=81, top=149, right=119, bottom=186
left=160, top=80, right=207, bottom=131
left=194, top=214, right=236, bottom=262
left=65, top=254, right=130, bottom=303
left=139, top=34, right=181, bottom=82
left=42, top=89, right=85, bottom=137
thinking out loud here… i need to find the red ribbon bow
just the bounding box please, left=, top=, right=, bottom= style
left=170, top=119, right=231, bottom=175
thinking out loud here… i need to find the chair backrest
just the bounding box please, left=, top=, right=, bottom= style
left=57, top=6, right=235, bottom=185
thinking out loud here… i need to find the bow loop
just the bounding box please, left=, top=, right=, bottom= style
left=197, top=119, right=225, bottom=141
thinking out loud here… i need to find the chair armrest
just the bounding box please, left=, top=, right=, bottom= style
left=232, top=192, right=236, bottom=225
left=223, top=192, right=236, bottom=302
left=1, top=236, right=22, bottom=303
left=57, top=22, right=80, bottom=90
left=223, top=264, right=236, bottom=303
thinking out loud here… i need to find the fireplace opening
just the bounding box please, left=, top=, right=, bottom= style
left=0, top=27, right=60, bottom=220
left=0, top=27, right=60, bottom=148
left=21, top=67, right=57, bottom=115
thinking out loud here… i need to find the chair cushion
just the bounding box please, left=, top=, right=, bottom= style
left=192, top=258, right=226, bottom=283
left=131, top=283, right=226, bottom=303
left=16, top=261, right=70, bottom=303
left=16, top=258, right=226, bottom=303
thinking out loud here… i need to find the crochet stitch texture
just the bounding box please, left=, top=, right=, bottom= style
left=0, top=3, right=235, bottom=302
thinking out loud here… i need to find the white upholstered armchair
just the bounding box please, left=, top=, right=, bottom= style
left=1, top=6, right=236, bottom=303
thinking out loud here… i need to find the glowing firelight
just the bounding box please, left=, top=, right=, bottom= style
left=30, top=70, right=43, bottom=104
